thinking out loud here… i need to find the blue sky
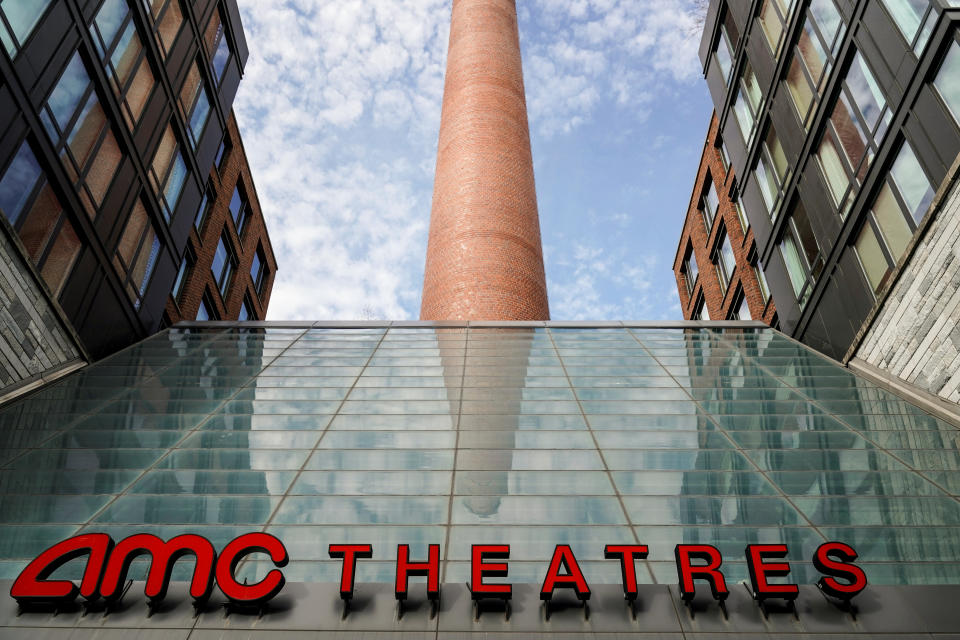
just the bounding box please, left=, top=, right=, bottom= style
left=233, top=0, right=713, bottom=321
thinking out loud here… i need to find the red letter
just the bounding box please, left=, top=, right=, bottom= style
left=745, top=544, right=798, bottom=601
left=814, top=542, right=867, bottom=601
left=215, top=533, right=289, bottom=606
left=674, top=544, right=728, bottom=601
left=10, top=534, right=114, bottom=605
left=329, top=544, right=373, bottom=600
left=604, top=544, right=649, bottom=601
left=540, top=545, right=590, bottom=601
left=100, top=534, right=216, bottom=604
left=395, top=544, right=440, bottom=601
left=470, top=545, right=511, bottom=599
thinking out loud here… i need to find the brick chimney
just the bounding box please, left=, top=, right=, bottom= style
left=420, top=0, right=550, bottom=321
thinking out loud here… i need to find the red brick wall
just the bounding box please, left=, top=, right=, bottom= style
left=420, top=0, right=549, bottom=321
left=673, top=113, right=777, bottom=325
left=165, top=111, right=278, bottom=323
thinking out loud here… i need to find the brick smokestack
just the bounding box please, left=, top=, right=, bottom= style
left=420, top=0, right=550, bottom=321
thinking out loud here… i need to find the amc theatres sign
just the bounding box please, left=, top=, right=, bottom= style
left=11, top=533, right=867, bottom=617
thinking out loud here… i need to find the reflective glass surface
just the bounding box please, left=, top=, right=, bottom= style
left=0, top=325, right=957, bottom=585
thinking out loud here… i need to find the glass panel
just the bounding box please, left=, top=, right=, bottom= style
left=1, top=0, right=53, bottom=54
left=38, top=219, right=81, bottom=296
left=879, top=0, right=929, bottom=44
left=889, top=141, right=933, bottom=222
left=781, top=232, right=807, bottom=299
left=871, top=184, right=912, bottom=260
left=934, top=41, right=960, bottom=125
left=0, top=142, right=42, bottom=226
left=855, top=222, right=890, bottom=293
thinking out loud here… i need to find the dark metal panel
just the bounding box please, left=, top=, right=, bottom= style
left=746, top=29, right=776, bottom=100
left=139, top=250, right=177, bottom=333
left=795, top=167, right=841, bottom=262
left=195, top=118, right=224, bottom=178
left=92, top=161, right=138, bottom=248
left=767, top=88, right=805, bottom=166
left=218, top=63, right=241, bottom=114
left=704, top=60, right=730, bottom=119
left=19, top=10, right=79, bottom=103
left=77, top=281, right=140, bottom=359
left=763, top=240, right=803, bottom=335
left=699, top=0, right=722, bottom=69
left=170, top=181, right=201, bottom=255
left=855, top=6, right=907, bottom=107
left=911, top=88, right=960, bottom=178
left=721, top=116, right=748, bottom=179
left=742, top=172, right=775, bottom=256
left=224, top=0, right=249, bottom=70
left=727, top=0, right=752, bottom=34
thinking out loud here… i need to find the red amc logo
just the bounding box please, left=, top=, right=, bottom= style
left=10, top=533, right=288, bottom=609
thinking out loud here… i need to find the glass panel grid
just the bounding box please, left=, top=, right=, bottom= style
left=0, top=326, right=957, bottom=585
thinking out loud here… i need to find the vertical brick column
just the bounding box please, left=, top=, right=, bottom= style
left=420, top=0, right=550, bottom=321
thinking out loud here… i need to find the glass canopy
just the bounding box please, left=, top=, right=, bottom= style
left=0, top=324, right=958, bottom=586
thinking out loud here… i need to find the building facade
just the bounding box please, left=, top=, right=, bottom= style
left=0, top=0, right=273, bottom=397
left=675, top=112, right=779, bottom=325
left=697, top=0, right=960, bottom=366
left=163, top=110, right=277, bottom=326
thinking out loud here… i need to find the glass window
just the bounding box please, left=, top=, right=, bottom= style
left=732, top=63, right=763, bottom=144
left=713, top=10, right=739, bottom=82
left=229, top=182, right=247, bottom=234
left=693, top=294, right=710, bottom=320
left=214, top=137, right=230, bottom=172
left=755, top=261, right=770, bottom=303
left=730, top=289, right=753, bottom=320
left=90, top=0, right=156, bottom=130
left=879, top=0, right=935, bottom=51
left=0, top=142, right=83, bottom=297
left=171, top=249, right=192, bottom=304
left=715, top=230, right=736, bottom=293
left=701, top=176, right=720, bottom=229
left=179, top=60, right=212, bottom=148
left=113, top=200, right=161, bottom=310
left=814, top=51, right=891, bottom=217
left=150, top=124, right=188, bottom=220
left=212, top=233, right=235, bottom=297
left=0, top=0, right=53, bottom=56
left=854, top=140, right=933, bottom=295
left=195, top=185, right=212, bottom=232
left=784, top=0, right=843, bottom=129
left=933, top=39, right=960, bottom=126
left=683, top=245, right=699, bottom=297
left=238, top=296, right=253, bottom=321
left=778, top=199, right=823, bottom=306
left=734, top=197, right=749, bottom=232
left=40, top=51, right=124, bottom=219
left=205, top=7, right=231, bottom=83
left=141, top=0, right=183, bottom=57
left=758, top=0, right=795, bottom=58
left=753, top=124, right=789, bottom=219
left=196, top=295, right=214, bottom=321
left=251, top=245, right=267, bottom=296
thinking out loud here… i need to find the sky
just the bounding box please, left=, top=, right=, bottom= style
left=233, top=0, right=713, bottom=321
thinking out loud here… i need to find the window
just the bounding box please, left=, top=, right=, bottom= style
left=113, top=200, right=161, bottom=310
left=783, top=0, right=843, bottom=129
left=757, top=0, right=796, bottom=58
left=749, top=246, right=771, bottom=303
left=814, top=51, right=891, bottom=217
left=1, top=0, right=53, bottom=57
left=195, top=184, right=213, bottom=233
left=933, top=39, right=960, bottom=126
left=205, top=7, right=231, bottom=84
left=196, top=294, right=216, bottom=321
left=0, top=140, right=83, bottom=296
left=229, top=182, right=248, bottom=235
left=149, top=124, right=188, bottom=221
left=682, top=245, right=699, bottom=297
left=714, top=228, right=736, bottom=295
left=141, top=0, right=183, bottom=57
left=701, top=175, right=720, bottom=230
left=853, top=140, right=933, bottom=295
left=713, top=9, right=740, bottom=83
left=718, top=138, right=731, bottom=172
left=733, top=195, right=749, bottom=232
left=693, top=294, right=710, bottom=320
left=778, top=199, right=823, bottom=306
left=729, top=287, right=753, bottom=320
left=251, top=244, right=267, bottom=296
left=238, top=295, right=253, bottom=321
left=212, top=233, right=236, bottom=297
left=89, top=0, right=156, bottom=130
left=879, top=0, right=936, bottom=52
left=214, top=137, right=230, bottom=173
left=40, top=51, right=124, bottom=219
left=753, top=124, right=790, bottom=219
left=179, top=59, right=212, bottom=149
left=171, top=247, right=193, bottom=304
left=731, top=63, right=763, bottom=145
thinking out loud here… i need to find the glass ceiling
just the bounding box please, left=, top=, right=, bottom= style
left=0, top=324, right=958, bottom=585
